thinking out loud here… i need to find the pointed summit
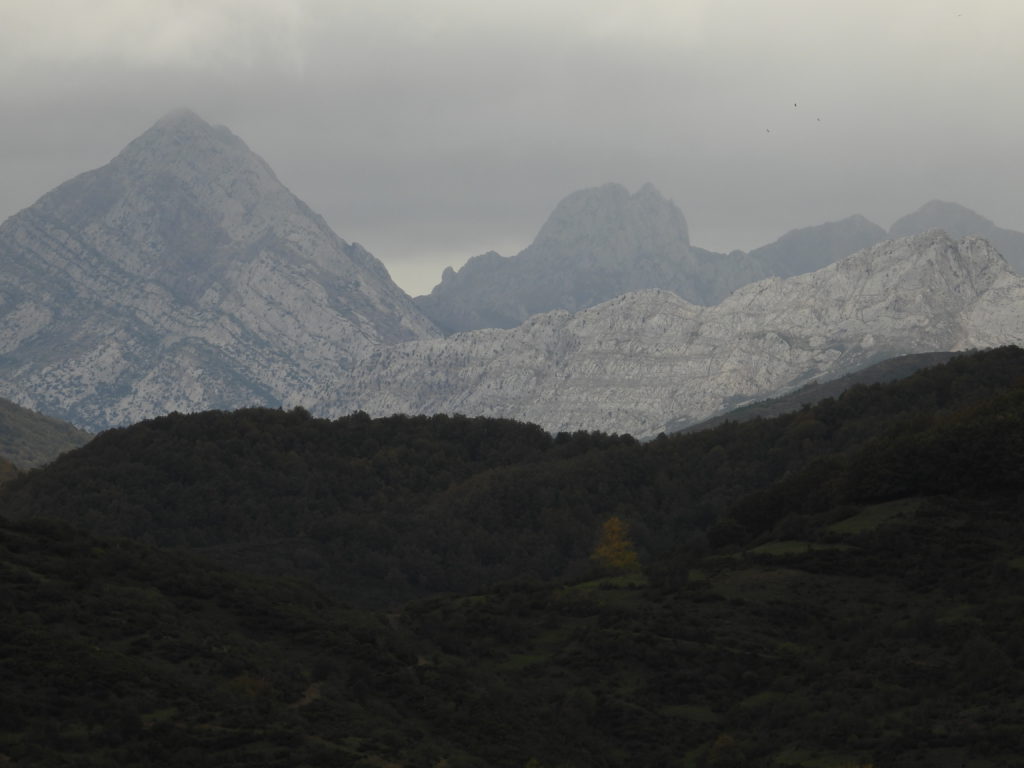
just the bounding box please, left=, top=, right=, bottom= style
left=889, top=200, right=1024, bottom=274
left=0, top=110, right=438, bottom=429
left=153, top=106, right=209, bottom=127
left=143, top=107, right=212, bottom=136
left=890, top=200, right=995, bottom=239
left=532, top=182, right=690, bottom=255
left=111, top=108, right=243, bottom=169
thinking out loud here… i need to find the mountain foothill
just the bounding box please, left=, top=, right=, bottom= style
left=2, top=346, right=1024, bottom=766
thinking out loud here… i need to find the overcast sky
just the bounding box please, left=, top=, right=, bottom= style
left=1, top=0, right=1022, bottom=295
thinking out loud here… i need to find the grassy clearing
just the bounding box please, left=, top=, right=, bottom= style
left=495, top=653, right=548, bottom=671
left=660, top=704, right=721, bottom=723
left=773, top=746, right=870, bottom=767
left=566, top=573, right=648, bottom=590
left=746, top=540, right=854, bottom=556
left=827, top=498, right=921, bottom=534
left=710, top=567, right=806, bottom=602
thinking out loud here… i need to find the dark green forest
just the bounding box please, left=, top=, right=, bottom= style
left=3, top=346, right=1024, bottom=766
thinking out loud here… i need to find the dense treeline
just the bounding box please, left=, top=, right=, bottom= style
left=5, top=347, right=1024, bottom=606
left=3, top=347, right=1024, bottom=765
left=0, top=410, right=638, bottom=603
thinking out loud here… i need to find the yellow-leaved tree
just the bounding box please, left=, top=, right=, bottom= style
left=591, top=516, right=639, bottom=572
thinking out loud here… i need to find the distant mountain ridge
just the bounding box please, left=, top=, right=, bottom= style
left=889, top=199, right=1024, bottom=272
left=415, top=187, right=1023, bottom=336
left=414, top=183, right=766, bottom=333
left=325, top=231, right=1024, bottom=436
left=746, top=214, right=888, bottom=277
left=0, top=110, right=439, bottom=430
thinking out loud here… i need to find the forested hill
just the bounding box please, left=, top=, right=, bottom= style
left=3, top=347, right=1024, bottom=765
left=4, top=346, right=1024, bottom=607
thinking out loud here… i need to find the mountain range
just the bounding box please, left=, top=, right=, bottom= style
left=414, top=186, right=1024, bottom=336
left=325, top=231, right=1024, bottom=436
left=2, top=109, right=1024, bottom=435
left=412, top=183, right=767, bottom=333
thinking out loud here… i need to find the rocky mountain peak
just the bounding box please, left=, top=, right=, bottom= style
left=111, top=109, right=253, bottom=176
left=889, top=200, right=995, bottom=238
left=801, top=230, right=1011, bottom=313
left=531, top=182, right=691, bottom=259
left=411, top=182, right=753, bottom=334
left=0, top=110, right=438, bottom=429
left=886, top=200, right=1024, bottom=275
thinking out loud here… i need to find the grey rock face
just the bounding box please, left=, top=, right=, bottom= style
left=324, top=232, right=1024, bottom=437
left=890, top=200, right=1024, bottom=273
left=414, top=183, right=766, bottom=333
left=0, top=109, right=439, bottom=429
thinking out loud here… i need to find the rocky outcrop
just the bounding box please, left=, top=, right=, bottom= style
left=324, top=232, right=1024, bottom=437
left=0, top=109, right=439, bottom=429
left=414, top=183, right=766, bottom=333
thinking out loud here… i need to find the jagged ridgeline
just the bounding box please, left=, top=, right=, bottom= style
left=3, top=347, right=1024, bottom=766
left=5, top=346, right=1024, bottom=609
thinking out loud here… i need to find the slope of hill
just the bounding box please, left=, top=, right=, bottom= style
left=0, top=109, right=438, bottom=430
left=3, top=347, right=1024, bottom=766
left=669, top=350, right=959, bottom=433
left=0, top=397, right=92, bottom=468
left=0, top=514, right=450, bottom=767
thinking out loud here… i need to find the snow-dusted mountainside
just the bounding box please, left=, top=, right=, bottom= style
left=414, top=183, right=766, bottom=334
left=890, top=200, right=1024, bottom=273
left=324, top=232, right=1024, bottom=437
left=0, top=110, right=439, bottom=429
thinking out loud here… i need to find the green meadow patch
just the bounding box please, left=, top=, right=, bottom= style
left=827, top=497, right=922, bottom=534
